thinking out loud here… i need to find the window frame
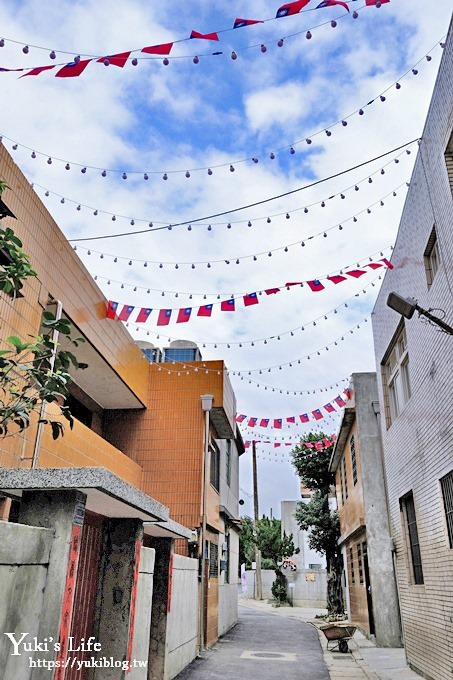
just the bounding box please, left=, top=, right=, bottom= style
left=350, top=435, right=358, bottom=486
left=382, top=323, right=411, bottom=427
left=440, top=470, right=453, bottom=548
left=400, top=491, right=424, bottom=585
left=424, top=225, right=440, bottom=288
left=225, top=439, right=232, bottom=487
left=209, top=440, right=220, bottom=492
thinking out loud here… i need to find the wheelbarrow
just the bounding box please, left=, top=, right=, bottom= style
left=319, top=623, right=356, bottom=653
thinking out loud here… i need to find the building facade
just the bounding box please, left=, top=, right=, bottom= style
left=371, top=21, right=453, bottom=680
left=330, top=373, right=401, bottom=647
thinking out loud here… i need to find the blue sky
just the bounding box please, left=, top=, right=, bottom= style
left=1, top=1, right=452, bottom=517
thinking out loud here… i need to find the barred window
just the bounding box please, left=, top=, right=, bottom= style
left=209, top=541, right=219, bottom=577
left=342, top=457, right=349, bottom=500
left=350, top=435, right=358, bottom=486
left=441, top=470, right=453, bottom=548
left=210, top=441, right=220, bottom=491
left=357, top=543, right=364, bottom=584
left=400, top=491, right=424, bottom=585
left=349, top=547, right=355, bottom=585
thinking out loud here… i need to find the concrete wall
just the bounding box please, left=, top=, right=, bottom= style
left=0, top=522, right=53, bottom=680
left=241, top=569, right=327, bottom=607
left=371, top=21, right=453, bottom=680
left=218, top=527, right=239, bottom=636
left=281, top=501, right=326, bottom=569
left=166, top=555, right=198, bottom=680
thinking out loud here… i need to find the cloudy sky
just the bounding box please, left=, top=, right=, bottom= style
left=1, top=1, right=452, bottom=518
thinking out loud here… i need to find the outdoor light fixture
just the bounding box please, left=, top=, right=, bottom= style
left=201, top=394, right=214, bottom=412
left=387, top=291, right=453, bottom=335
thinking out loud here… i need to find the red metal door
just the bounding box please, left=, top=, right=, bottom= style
left=65, top=510, right=104, bottom=680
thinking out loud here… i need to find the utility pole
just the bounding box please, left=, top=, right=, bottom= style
left=252, top=440, right=263, bottom=601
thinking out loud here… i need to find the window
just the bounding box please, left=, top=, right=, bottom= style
left=424, top=226, right=440, bottom=288
left=339, top=460, right=345, bottom=505
left=163, top=347, right=202, bottom=362
left=225, top=439, right=232, bottom=487
left=223, top=533, right=230, bottom=583
left=342, top=457, right=349, bottom=500
left=400, top=492, right=424, bottom=585
left=357, top=544, right=364, bottom=584
left=350, top=435, right=358, bottom=486
left=209, top=541, right=219, bottom=577
left=441, top=470, right=453, bottom=548
left=349, top=547, right=355, bottom=585
left=445, top=130, right=453, bottom=195
left=210, top=441, right=220, bottom=491
left=382, top=325, right=411, bottom=426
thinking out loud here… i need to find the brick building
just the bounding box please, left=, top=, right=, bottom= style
left=371, top=19, right=453, bottom=680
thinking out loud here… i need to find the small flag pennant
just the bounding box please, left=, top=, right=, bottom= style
left=286, top=416, right=296, bottom=424
left=304, top=441, right=314, bottom=449
left=307, top=280, right=325, bottom=292
left=136, top=307, right=152, bottom=323
left=243, top=292, right=259, bottom=307
left=236, top=414, right=246, bottom=423
left=248, top=417, right=257, bottom=427
left=327, top=274, right=347, bottom=284
left=197, top=304, right=213, bottom=317
left=265, top=287, right=281, bottom=295
left=346, top=269, right=367, bottom=279
left=314, top=441, right=324, bottom=450
left=21, top=65, right=55, bottom=78
left=299, top=413, right=309, bottom=423
left=55, top=59, right=92, bottom=78
left=233, top=18, right=264, bottom=28
left=190, top=30, right=219, bottom=41
left=380, top=257, right=394, bottom=269
left=312, top=409, right=323, bottom=421
left=260, top=418, right=269, bottom=428
left=273, top=419, right=283, bottom=429
left=106, top=300, right=119, bottom=319
left=141, top=43, right=174, bottom=55
left=316, top=0, right=350, bottom=11
left=177, top=307, right=192, bottom=323
left=365, top=0, right=390, bottom=5
left=323, top=438, right=333, bottom=448
left=221, top=298, right=236, bottom=312
left=323, top=403, right=335, bottom=414
left=276, top=0, right=311, bottom=18
left=157, top=309, right=172, bottom=326
left=118, top=305, right=135, bottom=322
left=97, top=51, right=131, bottom=68
left=334, top=396, right=346, bottom=407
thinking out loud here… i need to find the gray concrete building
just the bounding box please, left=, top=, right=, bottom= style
left=330, top=373, right=401, bottom=647
left=371, top=18, right=453, bottom=680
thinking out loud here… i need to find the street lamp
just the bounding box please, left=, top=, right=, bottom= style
left=387, top=291, right=453, bottom=336
left=199, top=394, right=213, bottom=652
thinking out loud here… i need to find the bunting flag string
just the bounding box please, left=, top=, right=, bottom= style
left=105, top=257, right=393, bottom=325
left=0, top=2, right=390, bottom=81
left=243, top=435, right=337, bottom=449
left=236, top=391, right=350, bottom=428
left=93, top=247, right=391, bottom=303
left=3, top=39, right=439, bottom=183
left=30, top=138, right=413, bottom=239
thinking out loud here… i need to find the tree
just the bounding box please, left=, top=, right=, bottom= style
left=0, top=182, right=86, bottom=438
left=239, top=515, right=299, bottom=604
left=291, top=432, right=344, bottom=616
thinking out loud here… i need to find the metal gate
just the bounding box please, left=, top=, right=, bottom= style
left=66, top=510, right=104, bottom=680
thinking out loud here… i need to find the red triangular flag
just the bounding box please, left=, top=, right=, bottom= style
left=141, top=43, right=174, bottom=55
left=55, top=59, right=92, bottom=78
left=233, top=18, right=265, bottom=28
left=97, top=51, right=131, bottom=68
left=276, top=0, right=310, bottom=18
left=20, top=65, right=55, bottom=78
left=190, top=30, right=219, bottom=41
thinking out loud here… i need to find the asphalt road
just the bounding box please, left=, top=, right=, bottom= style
left=175, top=605, right=330, bottom=679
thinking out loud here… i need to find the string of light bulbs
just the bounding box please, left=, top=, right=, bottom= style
left=0, top=32, right=439, bottom=180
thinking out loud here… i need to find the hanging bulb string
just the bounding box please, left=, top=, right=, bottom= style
left=74, top=181, right=406, bottom=269
left=129, top=272, right=382, bottom=352
left=1, top=29, right=440, bottom=179
left=34, top=141, right=413, bottom=238
left=93, top=245, right=391, bottom=303
left=67, top=140, right=417, bottom=243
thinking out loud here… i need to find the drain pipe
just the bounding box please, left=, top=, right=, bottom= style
left=30, top=299, right=63, bottom=469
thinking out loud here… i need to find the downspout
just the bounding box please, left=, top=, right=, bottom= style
left=30, top=299, right=63, bottom=469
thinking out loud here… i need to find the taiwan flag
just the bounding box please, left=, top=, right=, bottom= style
left=221, top=298, right=236, bottom=312
left=366, top=0, right=390, bottom=5
left=236, top=414, right=247, bottom=423
left=380, top=257, right=394, bottom=269
left=157, top=309, right=172, bottom=326
left=314, top=441, right=324, bottom=450
left=190, top=30, right=219, bottom=41
left=307, top=280, right=325, bottom=292
left=243, top=292, right=259, bottom=307
left=316, top=0, right=349, bottom=11
left=177, top=307, right=192, bottom=323
left=260, top=419, right=269, bottom=428
left=299, top=413, right=309, bottom=423
left=312, top=409, right=323, bottom=421
left=274, top=443, right=281, bottom=448
left=106, top=300, right=119, bottom=319
left=304, top=441, right=314, bottom=449
left=276, top=0, right=310, bottom=18
left=118, top=305, right=135, bottom=321
left=334, top=395, right=346, bottom=407
left=346, top=269, right=367, bottom=279
left=273, top=419, right=283, bottom=429
left=286, top=416, right=296, bottom=424
left=141, top=43, right=174, bottom=55
left=55, top=59, right=92, bottom=78
left=248, top=417, right=257, bottom=427
left=233, top=18, right=264, bottom=28
left=21, top=65, right=55, bottom=77
left=323, top=438, right=333, bottom=448
left=197, top=304, right=213, bottom=317
left=265, top=287, right=281, bottom=295
left=136, top=307, right=152, bottom=323
left=327, top=274, right=347, bottom=284
left=97, top=51, right=131, bottom=68
left=366, top=262, right=383, bottom=270
left=323, top=403, right=335, bottom=413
